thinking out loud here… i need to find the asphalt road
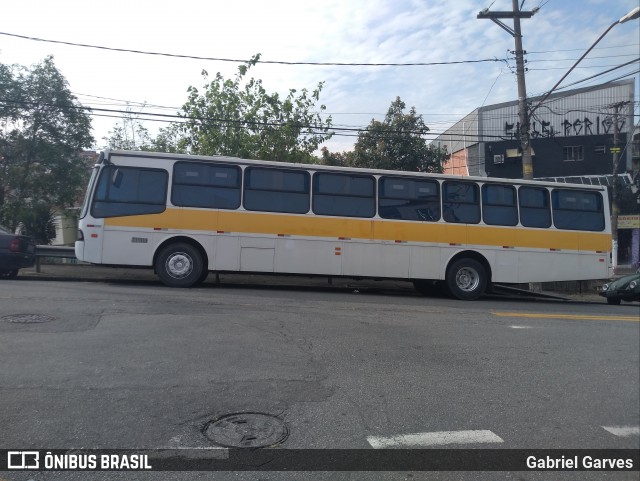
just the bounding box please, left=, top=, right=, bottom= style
left=0, top=277, right=638, bottom=481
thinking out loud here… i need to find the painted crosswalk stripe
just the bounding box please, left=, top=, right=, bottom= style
left=602, top=426, right=640, bottom=437
left=367, top=430, right=504, bottom=448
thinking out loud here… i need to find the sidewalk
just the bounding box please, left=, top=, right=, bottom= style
left=18, top=262, right=419, bottom=292
left=15, top=262, right=615, bottom=303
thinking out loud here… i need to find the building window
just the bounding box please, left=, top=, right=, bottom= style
left=563, top=146, right=583, bottom=161
left=594, top=145, right=606, bottom=154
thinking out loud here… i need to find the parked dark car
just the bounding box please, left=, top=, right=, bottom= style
left=599, top=269, right=640, bottom=305
left=0, top=225, right=36, bottom=279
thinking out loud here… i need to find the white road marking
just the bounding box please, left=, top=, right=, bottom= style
left=367, top=430, right=504, bottom=448
left=509, top=325, right=535, bottom=329
left=602, top=426, right=640, bottom=437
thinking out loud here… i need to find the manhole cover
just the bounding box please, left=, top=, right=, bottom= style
left=203, top=412, right=289, bottom=448
left=1, top=314, right=57, bottom=324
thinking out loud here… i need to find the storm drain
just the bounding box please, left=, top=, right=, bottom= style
left=1, top=314, right=57, bottom=324
left=203, top=412, right=289, bottom=448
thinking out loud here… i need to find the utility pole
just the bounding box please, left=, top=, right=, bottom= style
left=478, top=1, right=538, bottom=179
left=609, top=100, right=630, bottom=272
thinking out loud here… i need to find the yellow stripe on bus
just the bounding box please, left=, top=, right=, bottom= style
left=104, top=208, right=611, bottom=252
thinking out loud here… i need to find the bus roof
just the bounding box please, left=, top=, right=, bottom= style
left=102, top=149, right=608, bottom=191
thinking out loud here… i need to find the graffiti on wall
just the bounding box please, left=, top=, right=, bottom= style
left=503, top=115, right=625, bottom=140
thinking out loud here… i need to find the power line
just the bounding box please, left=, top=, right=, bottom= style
left=527, top=53, right=639, bottom=62
left=527, top=63, right=638, bottom=71
left=551, top=60, right=639, bottom=92
left=0, top=98, right=513, bottom=141
left=0, top=31, right=505, bottom=67
left=526, top=43, right=639, bottom=54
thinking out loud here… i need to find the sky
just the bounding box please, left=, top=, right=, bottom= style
left=1, top=0, right=638, bottom=154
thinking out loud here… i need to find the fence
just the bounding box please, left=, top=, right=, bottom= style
left=35, top=245, right=76, bottom=273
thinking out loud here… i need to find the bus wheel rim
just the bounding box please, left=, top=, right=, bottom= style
left=456, top=267, right=480, bottom=292
left=166, top=252, right=193, bottom=279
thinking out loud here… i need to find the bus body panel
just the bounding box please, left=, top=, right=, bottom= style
left=81, top=208, right=611, bottom=282
left=274, top=238, right=341, bottom=276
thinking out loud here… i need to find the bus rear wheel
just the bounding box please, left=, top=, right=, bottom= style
left=155, top=243, right=204, bottom=288
left=446, top=258, right=487, bottom=301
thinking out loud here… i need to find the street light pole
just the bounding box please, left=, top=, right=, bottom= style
left=528, top=6, right=640, bottom=119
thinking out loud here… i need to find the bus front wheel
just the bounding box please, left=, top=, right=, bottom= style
left=156, top=243, right=204, bottom=288
left=446, top=258, right=487, bottom=301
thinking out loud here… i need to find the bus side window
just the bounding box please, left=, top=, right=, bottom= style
left=519, top=187, right=551, bottom=228
left=442, top=181, right=480, bottom=224
left=92, top=166, right=168, bottom=218
left=312, top=172, right=375, bottom=218
left=552, top=189, right=604, bottom=231
left=243, top=167, right=310, bottom=214
left=172, top=162, right=241, bottom=210
left=378, top=177, right=440, bottom=222
left=482, top=184, right=518, bottom=226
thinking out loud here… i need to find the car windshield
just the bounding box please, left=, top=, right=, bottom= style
left=0, top=225, right=10, bottom=235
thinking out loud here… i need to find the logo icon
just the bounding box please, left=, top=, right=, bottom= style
left=7, top=451, right=39, bottom=469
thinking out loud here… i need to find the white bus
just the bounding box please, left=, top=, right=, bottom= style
left=75, top=149, right=612, bottom=300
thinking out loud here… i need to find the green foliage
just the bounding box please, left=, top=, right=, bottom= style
left=103, top=106, right=152, bottom=150
left=319, top=147, right=354, bottom=167
left=0, top=56, right=94, bottom=243
left=164, top=54, right=333, bottom=162
left=145, top=123, right=188, bottom=154
left=349, top=97, right=448, bottom=173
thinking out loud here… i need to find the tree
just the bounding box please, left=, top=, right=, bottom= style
left=0, top=56, right=94, bottom=243
left=166, top=54, right=333, bottom=162
left=350, top=97, right=448, bottom=173
left=103, top=104, right=152, bottom=150
left=319, top=146, right=354, bottom=167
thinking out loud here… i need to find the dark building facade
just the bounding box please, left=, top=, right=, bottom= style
left=484, top=134, right=627, bottom=179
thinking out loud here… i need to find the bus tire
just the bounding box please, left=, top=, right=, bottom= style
left=195, top=267, right=210, bottom=286
left=155, top=243, right=204, bottom=288
left=446, top=258, right=487, bottom=301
